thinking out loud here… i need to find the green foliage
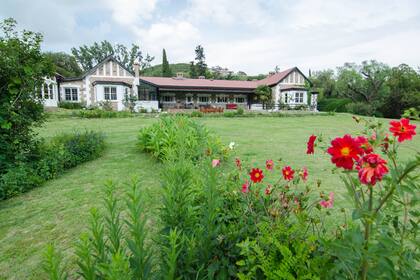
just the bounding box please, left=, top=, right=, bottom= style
left=71, top=40, right=154, bottom=72
left=310, top=69, right=336, bottom=99
left=161, top=49, right=172, bottom=77
left=123, top=91, right=138, bottom=113
left=143, top=63, right=190, bottom=77
left=137, top=116, right=224, bottom=161
left=0, top=130, right=106, bottom=200
left=402, top=107, right=420, bottom=120
left=317, top=98, right=352, bottom=112
left=44, top=52, right=82, bottom=77
left=58, top=101, right=85, bottom=109
left=0, top=18, right=53, bottom=174
left=46, top=181, right=154, bottom=280
left=42, top=244, right=68, bottom=280
left=345, top=102, right=375, bottom=116
left=255, top=85, right=272, bottom=109
left=190, top=110, right=203, bottom=117
left=74, top=109, right=132, bottom=118
left=189, top=61, right=197, bottom=78
left=237, top=107, right=245, bottom=115
left=194, top=45, right=207, bottom=77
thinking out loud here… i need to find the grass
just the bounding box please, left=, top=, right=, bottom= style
left=0, top=114, right=419, bottom=279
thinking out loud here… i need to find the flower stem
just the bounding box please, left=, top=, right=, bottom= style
left=361, top=185, right=373, bottom=280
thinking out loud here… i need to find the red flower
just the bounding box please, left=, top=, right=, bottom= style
left=355, top=136, right=373, bottom=154
left=357, top=153, right=389, bottom=186
left=381, top=134, right=390, bottom=152
left=266, top=159, right=274, bottom=171
left=306, top=135, right=317, bottom=154
left=249, top=168, right=264, bottom=183
left=327, top=135, right=363, bottom=170
left=212, top=159, right=220, bottom=168
left=299, top=167, right=308, bottom=181
left=320, top=192, right=334, bottom=208
left=265, top=184, right=272, bottom=195
left=241, top=180, right=250, bottom=193
left=235, top=158, right=242, bottom=170
left=282, top=166, right=295, bottom=181
left=389, top=118, right=416, bottom=142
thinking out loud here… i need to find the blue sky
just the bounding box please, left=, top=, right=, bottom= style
left=1, top=0, right=420, bottom=75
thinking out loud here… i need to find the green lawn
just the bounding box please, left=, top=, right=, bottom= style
left=0, top=114, right=419, bottom=279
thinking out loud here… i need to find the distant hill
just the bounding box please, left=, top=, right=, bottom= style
left=142, top=63, right=191, bottom=77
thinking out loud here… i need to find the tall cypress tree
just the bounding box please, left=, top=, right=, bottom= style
left=189, top=61, right=197, bottom=78
left=194, top=45, right=207, bottom=77
left=161, top=48, right=172, bottom=77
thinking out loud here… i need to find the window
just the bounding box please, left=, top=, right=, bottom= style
left=294, top=92, right=304, bottom=103
left=48, top=84, right=54, bottom=99
left=43, top=84, right=49, bottom=99
left=235, top=96, right=245, bottom=103
left=64, top=88, right=78, bottom=101
left=138, top=88, right=149, bottom=101
left=285, top=93, right=288, bottom=103
left=198, top=96, right=209, bottom=103
left=217, top=96, right=228, bottom=103
left=104, top=86, right=117, bottom=100
left=162, top=95, right=175, bottom=102
left=186, top=95, right=193, bottom=103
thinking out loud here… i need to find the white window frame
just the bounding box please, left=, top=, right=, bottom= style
left=104, top=86, right=117, bottom=101
left=64, top=87, right=79, bottom=101
left=198, top=94, right=211, bottom=103
left=294, top=92, right=304, bottom=103
left=162, top=95, right=175, bottom=103
left=234, top=95, right=246, bottom=104
left=216, top=95, right=228, bottom=103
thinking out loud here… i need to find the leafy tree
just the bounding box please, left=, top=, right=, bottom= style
left=310, top=69, right=336, bottom=98
left=44, top=51, right=82, bottom=77
left=255, top=85, right=272, bottom=109
left=0, top=18, right=53, bottom=173
left=194, top=45, right=207, bottom=77
left=381, top=64, right=420, bottom=118
left=189, top=61, right=197, bottom=78
left=161, top=49, right=172, bottom=77
left=71, top=40, right=154, bottom=72
left=336, top=61, right=390, bottom=115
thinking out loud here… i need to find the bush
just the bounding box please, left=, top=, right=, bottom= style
left=345, top=102, right=374, bottom=116
left=74, top=109, right=132, bottom=118
left=138, top=116, right=224, bottom=161
left=237, top=107, right=244, bottom=115
left=0, top=131, right=106, bottom=200
left=98, top=100, right=113, bottom=111
left=58, top=101, right=85, bottom=110
left=190, top=111, right=203, bottom=117
left=318, top=98, right=351, bottom=112
left=402, top=107, right=420, bottom=120
left=223, top=111, right=236, bottom=117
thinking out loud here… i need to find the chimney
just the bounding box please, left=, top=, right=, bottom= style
left=198, top=76, right=205, bottom=79
left=133, top=61, right=140, bottom=78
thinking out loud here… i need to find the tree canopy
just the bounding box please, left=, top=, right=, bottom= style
left=194, top=45, right=207, bottom=77
left=71, top=40, right=154, bottom=72
left=161, top=48, right=172, bottom=77
left=44, top=51, right=82, bottom=77
left=255, top=85, right=272, bottom=109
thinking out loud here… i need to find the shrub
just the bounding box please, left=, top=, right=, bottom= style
left=236, top=107, right=244, bottom=115
left=294, top=104, right=308, bottom=110
left=190, top=111, right=203, bottom=117
left=317, top=98, right=351, bottom=112
left=137, top=116, right=224, bottom=161
left=98, top=100, right=113, bottom=111
left=345, top=102, right=374, bottom=116
left=58, top=101, right=85, bottom=110
left=74, top=109, right=132, bottom=118
left=402, top=107, right=420, bottom=120
left=223, top=111, right=236, bottom=117
left=0, top=164, right=43, bottom=200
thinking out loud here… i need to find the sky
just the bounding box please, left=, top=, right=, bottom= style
left=1, top=0, right=420, bottom=75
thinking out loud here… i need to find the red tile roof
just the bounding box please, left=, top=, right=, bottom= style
left=139, top=67, right=304, bottom=90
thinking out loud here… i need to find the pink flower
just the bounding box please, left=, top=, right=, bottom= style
left=265, top=159, right=274, bottom=171
left=241, top=180, right=250, bottom=193
left=299, top=167, right=308, bottom=181
left=212, top=159, right=220, bottom=167
left=319, top=192, right=334, bottom=208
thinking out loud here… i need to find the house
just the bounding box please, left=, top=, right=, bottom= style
left=43, top=56, right=318, bottom=111
left=138, top=67, right=318, bottom=110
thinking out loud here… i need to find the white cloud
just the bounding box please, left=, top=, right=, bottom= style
left=103, top=0, right=157, bottom=26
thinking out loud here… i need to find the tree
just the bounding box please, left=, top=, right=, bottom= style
left=310, top=69, right=336, bottom=99
left=71, top=40, right=154, bottom=72
left=255, top=85, right=272, bottom=109
left=161, top=49, right=172, bottom=77
left=44, top=51, right=82, bottom=77
left=189, top=61, right=197, bottom=78
left=381, top=64, right=420, bottom=118
left=336, top=61, right=390, bottom=115
left=194, top=45, right=207, bottom=77
left=0, top=18, right=53, bottom=173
